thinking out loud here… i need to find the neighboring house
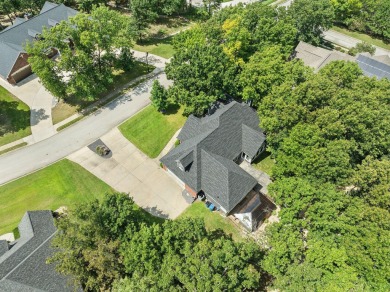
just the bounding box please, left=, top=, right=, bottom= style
left=293, top=41, right=355, bottom=71
left=293, top=41, right=390, bottom=80
left=0, top=210, right=77, bottom=291
left=161, top=101, right=273, bottom=231
left=0, top=1, right=77, bottom=84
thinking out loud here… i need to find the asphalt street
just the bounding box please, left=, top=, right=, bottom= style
left=0, top=73, right=171, bottom=185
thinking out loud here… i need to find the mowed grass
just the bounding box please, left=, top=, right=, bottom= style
left=332, top=26, right=390, bottom=51
left=119, top=104, right=186, bottom=158
left=178, top=202, right=244, bottom=241
left=133, top=36, right=175, bottom=59
left=0, top=159, right=113, bottom=235
left=0, top=85, right=31, bottom=146
left=252, top=151, right=275, bottom=176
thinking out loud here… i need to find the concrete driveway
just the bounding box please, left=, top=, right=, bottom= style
left=67, top=128, right=189, bottom=219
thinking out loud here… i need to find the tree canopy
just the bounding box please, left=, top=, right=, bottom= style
left=26, top=6, right=135, bottom=101
left=50, top=193, right=266, bottom=291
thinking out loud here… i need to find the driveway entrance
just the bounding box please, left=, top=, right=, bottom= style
left=68, top=128, right=189, bottom=219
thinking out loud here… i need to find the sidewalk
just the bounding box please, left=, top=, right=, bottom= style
left=0, top=50, right=169, bottom=155
left=323, top=29, right=390, bottom=57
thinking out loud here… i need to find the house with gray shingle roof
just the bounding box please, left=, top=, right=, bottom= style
left=0, top=2, right=77, bottom=84
left=0, top=210, right=78, bottom=291
left=161, top=101, right=270, bottom=230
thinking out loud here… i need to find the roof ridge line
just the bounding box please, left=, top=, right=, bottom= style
left=0, top=2, right=62, bottom=35
left=0, top=231, right=57, bottom=281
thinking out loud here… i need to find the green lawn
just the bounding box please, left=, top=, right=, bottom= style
left=332, top=26, right=390, bottom=51
left=119, top=104, right=187, bottom=158
left=0, top=159, right=113, bottom=235
left=133, top=36, right=175, bottom=59
left=0, top=86, right=31, bottom=146
left=178, top=202, right=244, bottom=241
left=252, top=151, right=275, bottom=176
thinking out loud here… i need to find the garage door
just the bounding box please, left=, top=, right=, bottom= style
left=167, top=169, right=185, bottom=188
left=11, top=65, right=32, bottom=83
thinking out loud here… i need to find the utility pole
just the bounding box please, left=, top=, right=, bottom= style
left=146, top=52, right=149, bottom=72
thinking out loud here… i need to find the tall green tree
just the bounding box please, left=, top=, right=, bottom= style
left=239, top=46, right=310, bottom=107
left=150, top=80, right=169, bottom=112
left=130, top=0, right=158, bottom=40
left=75, top=0, right=107, bottom=13
left=166, top=41, right=235, bottom=116
left=26, top=6, right=135, bottom=100
left=48, top=193, right=150, bottom=291
left=288, top=0, right=335, bottom=45
left=0, top=0, right=19, bottom=24
left=116, top=219, right=265, bottom=291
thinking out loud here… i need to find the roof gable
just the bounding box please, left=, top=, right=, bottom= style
left=0, top=2, right=77, bottom=78
left=161, top=101, right=266, bottom=212
left=0, top=211, right=76, bottom=291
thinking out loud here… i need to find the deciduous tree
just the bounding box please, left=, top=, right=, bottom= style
left=26, top=6, right=135, bottom=100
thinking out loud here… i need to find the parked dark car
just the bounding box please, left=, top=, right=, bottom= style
left=96, top=145, right=110, bottom=156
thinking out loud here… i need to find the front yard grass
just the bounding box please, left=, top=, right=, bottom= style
left=0, top=86, right=31, bottom=146
left=0, top=159, right=113, bottom=235
left=331, top=26, right=390, bottom=51
left=133, top=36, right=175, bottom=59
left=178, top=202, right=244, bottom=241
left=119, top=104, right=187, bottom=158
left=252, top=151, right=275, bottom=176
left=51, top=61, right=154, bottom=125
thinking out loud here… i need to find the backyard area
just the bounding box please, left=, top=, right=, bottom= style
left=252, top=151, right=275, bottom=176
left=51, top=61, right=154, bottom=125
left=0, top=85, right=31, bottom=146
left=0, top=159, right=113, bottom=235
left=119, top=104, right=187, bottom=158
left=178, top=202, right=245, bottom=241
left=133, top=36, right=175, bottom=59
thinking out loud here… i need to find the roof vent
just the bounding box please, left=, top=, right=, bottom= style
left=28, top=29, right=40, bottom=38
left=48, top=18, right=59, bottom=26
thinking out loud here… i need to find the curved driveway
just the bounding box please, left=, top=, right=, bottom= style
left=0, top=73, right=171, bottom=185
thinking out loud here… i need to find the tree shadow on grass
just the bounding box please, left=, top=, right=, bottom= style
left=137, top=35, right=174, bottom=47
left=164, top=103, right=180, bottom=115
left=0, top=100, right=30, bottom=136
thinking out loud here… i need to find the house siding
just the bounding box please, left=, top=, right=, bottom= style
left=185, top=184, right=197, bottom=198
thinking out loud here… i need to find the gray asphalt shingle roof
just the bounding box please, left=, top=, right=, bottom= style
left=161, top=101, right=266, bottom=213
left=0, top=2, right=77, bottom=79
left=0, top=242, right=8, bottom=258
left=0, top=211, right=77, bottom=292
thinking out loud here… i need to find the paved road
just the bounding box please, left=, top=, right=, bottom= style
left=0, top=73, right=171, bottom=185
left=323, top=30, right=390, bottom=57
